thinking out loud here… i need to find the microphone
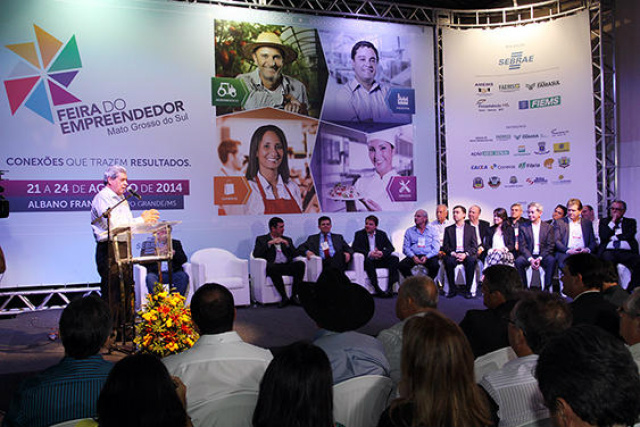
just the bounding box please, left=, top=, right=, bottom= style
left=128, top=188, right=142, bottom=200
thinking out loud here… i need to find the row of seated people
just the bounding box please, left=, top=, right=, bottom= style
left=5, top=255, right=640, bottom=427
left=139, top=198, right=640, bottom=309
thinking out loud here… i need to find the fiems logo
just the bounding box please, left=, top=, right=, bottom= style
left=4, top=25, right=82, bottom=123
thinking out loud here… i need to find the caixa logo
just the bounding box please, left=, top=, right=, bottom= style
left=498, top=52, right=534, bottom=70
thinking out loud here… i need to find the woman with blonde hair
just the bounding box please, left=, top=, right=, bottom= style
left=378, top=311, right=492, bottom=427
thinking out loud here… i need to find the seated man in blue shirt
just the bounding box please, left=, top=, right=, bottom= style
left=398, top=209, right=440, bottom=279
left=3, top=295, right=114, bottom=427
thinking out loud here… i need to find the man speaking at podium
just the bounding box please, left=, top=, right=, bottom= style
left=90, top=166, right=159, bottom=319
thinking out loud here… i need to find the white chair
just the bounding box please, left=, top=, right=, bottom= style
left=249, top=254, right=308, bottom=304
left=525, top=266, right=546, bottom=289
left=333, top=375, right=394, bottom=427
left=360, top=253, right=401, bottom=294
left=49, top=419, right=94, bottom=427
left=190, top=248, right=250, bottom=306
left=618, top=263, right=632, bottom=289
left=474, top=346, right=517, bottom=383
left=189, top=392, right=258, bottom=427
left=305, top=253, right=363, bottom=285
left=439, top=260, right=482, bottom=296
left=133, top=262, right=193, bottom=310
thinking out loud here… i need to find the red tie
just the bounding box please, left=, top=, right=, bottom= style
left=323, top=234, right=330, bottom=259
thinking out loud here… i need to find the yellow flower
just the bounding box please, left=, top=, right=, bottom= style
left=166, top=318, right=173, bottom=328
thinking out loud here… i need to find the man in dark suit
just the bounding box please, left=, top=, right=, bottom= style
left=555, top=198, right=597, bottom=270
left=253, top=217, right=306, bottom=307
left=299, top=216, right=353, bottom=272
left=352, top=215, right=399, bottom=297
left=140, top=227, right=189, bottom=296
left=509, top=202, right=530, bottom=252
left=598, top=200, right=640, bottom=291
left=460, top=264, right=524, bottom=357
left=561, top=253, right=619, bottom=338
left=442, top=205, right=478, bottom=298
left=466, top=204, right=491, bottom=260
left=515, top=202, right=556, bottom=290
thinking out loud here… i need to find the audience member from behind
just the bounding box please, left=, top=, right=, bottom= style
left=163, top=283, right=272, bottom=422
left=460, top=264, right=523, bottom=358
left=97, top=353, right=191, bottom=427
left=378, top=311, right=491, bottom=427
left=377, top=276, right=438, bottom=386
left=601, top=260, right=629, bottom=307
left=301, top=268, right=390, bottom=384
left=253, top=342, right=341, bottom=427
left=561, top=253, right=619, bottom=337
left=619, top=288, right=640, bottom=368
left=480, top=292, right=572, bottom=427
left=536, top=325, right=640, bottom=427
left=2, top=295, right=113, bottom=427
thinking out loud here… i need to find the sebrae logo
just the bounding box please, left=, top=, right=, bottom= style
left=4, top=25, right=82, bottom=123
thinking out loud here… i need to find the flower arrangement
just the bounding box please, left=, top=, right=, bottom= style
left=135, top=283, right=199, bottom=357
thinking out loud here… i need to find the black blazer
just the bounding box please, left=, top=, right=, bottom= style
left=483, top=224, right=516, bottom=254
left=598, top=216, right=639, bottom=255
left=466, top=219, right=491, bottom=250
left=143, top=239, right=187, bottom=274
left=571, top=292, right=619, bottom=338
left=517, top=221, right=555, bottom=259
left=352, top=229, right=395, bottom=258
left=297, top=232, right=353, bottom=257
left=441, top=223, right=478, bottom=256
left=555, top=218, right=597, bottom=254
left=253, top=233, right=297, bottom=264
left=460, top=299, right=518, bottom=358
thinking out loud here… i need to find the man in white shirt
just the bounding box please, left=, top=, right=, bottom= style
left=91, top=166, right=159, bottom=325
left=554, top=198, right=597, bottom=271
left=163, top=283, right=272, bottom=425
left=480, top=291, right=571, bottom=427
left=431, top=204, right=453, bottom=247
left=377, top=276, right=438, bottom=386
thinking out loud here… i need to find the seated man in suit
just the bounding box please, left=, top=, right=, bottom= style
left=554, top=198, right=597, bottom=271
left=561, top=253, right=619, bottom=338
left=509, top=202, right=529, bottom=252
left=299, top=216, right=352, bottom=272
left=441, top=205, right=478, bottom=299
left=253, top=217, right=306, bottom=308
left=514, top=202, right=556, bottom=291
left=466, top=204, right=491, bottom=260
left=598, top=199, right=640, bottom=291
left=460, top=264, right=523, bottom=358
left=352, top=215, right=399, bottom=297
left=140, top=227, right=189, bottom=296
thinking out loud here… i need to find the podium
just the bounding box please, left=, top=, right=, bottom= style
left=109, top=220, right=181, bottom=344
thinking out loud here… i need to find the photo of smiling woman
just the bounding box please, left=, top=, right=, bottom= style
left=354, top=138, right=399, bottom=211
left=244, top=125, right=303, bottom=215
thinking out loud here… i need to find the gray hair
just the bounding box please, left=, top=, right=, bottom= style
left=528, top=201, right=543, bottom=213
left=103, top=166, right=127, bottom=184
left=399, top=276, right=438, bottom=309
left=625, top=288, right=640, bottom=318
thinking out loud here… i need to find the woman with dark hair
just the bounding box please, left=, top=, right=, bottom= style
left=244, top=125, right=302, bottom=215
left=378, top=311, right=491, bottom=427
left=483, top=207, right=516, bottom=268
left=253, top=341, right=340, bottom=427
left=97, top=353, right=192, bottom=427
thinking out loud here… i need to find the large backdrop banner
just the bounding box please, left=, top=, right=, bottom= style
left=442, top=10, right=597, bottom=217
left=0, top=0, right=436, bottom=287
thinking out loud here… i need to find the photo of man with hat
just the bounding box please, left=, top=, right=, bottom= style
left=236, top=31, right=309, bottom=114
left=300, top=268, right=390, bottom=384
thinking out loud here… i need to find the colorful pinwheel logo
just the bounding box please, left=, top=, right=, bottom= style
left=4, top=25, right=82, bottom=123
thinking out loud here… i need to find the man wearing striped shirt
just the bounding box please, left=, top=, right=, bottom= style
left=3, top=296, right=113, bottom=427
left=479, top=292, right=571, bottom=427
